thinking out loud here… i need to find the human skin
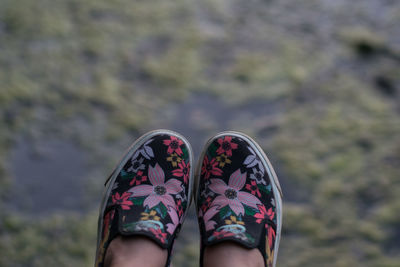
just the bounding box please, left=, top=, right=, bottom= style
left=105, top=237, right=264, bottom=267
left=203, top=241, right=264, bottom=267
left=104, top=236, right=167, bottom=267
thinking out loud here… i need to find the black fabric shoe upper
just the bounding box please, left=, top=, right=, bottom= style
left=196, top=135, right=278, bottom=267
left=95, top=133, right=192, bottom=267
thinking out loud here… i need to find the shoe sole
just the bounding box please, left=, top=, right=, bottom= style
left=95, top=129, right=194, bottom=260
left=194, top=131, right=283, bottom=267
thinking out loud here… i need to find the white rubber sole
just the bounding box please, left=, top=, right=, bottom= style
left=95, top=129, right=194, bottom=261
left=194, top=131, right=283, bottom=267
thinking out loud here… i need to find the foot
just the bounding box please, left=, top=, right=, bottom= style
left=196, top=132, right=282, bottom=267
left=95, top=130, right=194, bottom=267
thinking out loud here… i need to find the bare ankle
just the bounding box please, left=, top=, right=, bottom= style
left=203, top=241, right=264, bottom=267
left=104, top=236, right=167, bottom=267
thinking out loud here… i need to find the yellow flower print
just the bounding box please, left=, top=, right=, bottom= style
left=216, top=153, right=231, bottom=168
left=266, top=235, right=274, bottom=267
left=166, top=153, right=182, bottom=167
left=141, top=210, right=161, bottom=221
left=96, top=229, right=109, bottom=265
left=225, top=215, right=245, bottom=225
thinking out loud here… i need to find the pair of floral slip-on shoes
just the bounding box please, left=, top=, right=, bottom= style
left=95, top=130, right=283, bottom=267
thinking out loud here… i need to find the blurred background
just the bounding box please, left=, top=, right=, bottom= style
left=0, top=0, right=399, bottom=266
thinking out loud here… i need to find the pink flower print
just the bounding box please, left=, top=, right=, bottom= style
left=163, top=136, right=184, bottom=155
left=128, top=163, right=183, bottom=209
left=209, top=169, right=261, bottom=216
left=150, top=228, right=167, bottom=244
left=172, top=161, right=190, bottom=184
left=203, top=205, right=219, bottom=231
left=129, top=170, right=148, bottom=186
left=201, top=156, right=223, bottom=180
left=216, top=136, right=238, bottom=157
left=254, top=205, right=275, bottom=224
left=245, top=180, right=261, bottom=197
left=112, top=192, right=133, bottom=210
left=166, top=207, right=180, bottom=235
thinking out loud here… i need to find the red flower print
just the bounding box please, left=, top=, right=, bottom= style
left=112, top=192, right=133, bottom=210
left=245, top=180, right=261, bottom=197
left=129, top=170, right=148, bottom=186
left=163, top=136, right=184, bottom=155
left=176, top=199, right=183, bottom=217
left=216, top=136, right=238, bottom=157
left=212, top=229, right=235, bottom=239
left=266, top=225, right=276, bottom=249
left=254, top=205, right=275, bottom=224
left=201, top=156, right=223, bottom=179
left=102, top=210, right=115, bottom=239
left=201, top=196, right=213, bottom=213
left=150, top=228, right=167, bottom=244
left=172, top=161, right=190, bottom=184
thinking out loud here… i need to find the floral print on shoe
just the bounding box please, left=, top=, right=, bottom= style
left=196, top=132, right=282, bottom=267
left=95, top=130, right=193, bottom=267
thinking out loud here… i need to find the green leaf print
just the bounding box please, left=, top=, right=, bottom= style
left=158, top=203, right=168, bottom=218
left=245, top=206, right=256, bottom=216
left=208, top=143, right=218, bottom=158
left=132, top=197, right=145, bottom=205
left=120, top=170, right=135, bottom=180
left=182, top=146, right=189, bottom=160
left=219, top=205, right=231, bottom=219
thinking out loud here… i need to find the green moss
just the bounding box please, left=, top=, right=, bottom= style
left=0, top=212, right=97, bottom=267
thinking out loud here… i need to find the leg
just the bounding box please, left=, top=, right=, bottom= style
left=104, top=236, right=167, bottom=267
left=203, top=241, right=264, bottom=267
